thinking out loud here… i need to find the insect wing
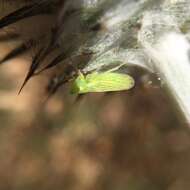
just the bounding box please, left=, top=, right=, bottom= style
left=86, top=72, right=135, bottom=92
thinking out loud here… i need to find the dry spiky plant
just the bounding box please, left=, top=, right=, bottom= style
left=0, top=0, right=100, bottom=96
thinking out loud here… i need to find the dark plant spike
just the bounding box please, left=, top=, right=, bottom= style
left=0, top=39, right=34, bottom=64
left=18, top=38, right=58, bottom=93
left=35, top=45, right=75, bottom=74
left=36, top=52, right=67, bottom=74
left=0, top=32, right=20, bottom=42
left=25, top=5, right=73, bottom=76
left=0, top=0, right=55, bottom=29
left=21, top=4, right=81, bottom=79
left=45, top=1, right=81, bottom=54
left=37, top=47, right=94, bottom=74
left=18, top=47, right=44, bottom=94
left=45, top=74, right=68, bottom=100
left=29, top=43, right=57, bottom=73
left=46, top=62, right=78, bottom=98
left=49, top=1, right=76, bottom=45
left=30, top=24, right=64, bottom=71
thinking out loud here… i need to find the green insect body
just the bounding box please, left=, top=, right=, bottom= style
left=70, top=71, right=135, bottom=94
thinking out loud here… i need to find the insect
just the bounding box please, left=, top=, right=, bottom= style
left=70, top=71, right=135, bottom=94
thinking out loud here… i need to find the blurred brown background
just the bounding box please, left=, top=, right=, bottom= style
left=0, top=42, right=190, bottom=190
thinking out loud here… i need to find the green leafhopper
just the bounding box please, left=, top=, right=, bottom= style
left=70, top=71, right=135, bottom=94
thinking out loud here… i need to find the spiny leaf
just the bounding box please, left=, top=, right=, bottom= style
left=0, top=0, right=55, bottom=29
left=36, top=51, right=67, bottom=74
left=0, top=32, right=20, bottom=42
left=0, top=39, right=34, bottom=64
left=18, top=42, right=58, bottom=93
left=18, top=47, right=44, bottom=94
